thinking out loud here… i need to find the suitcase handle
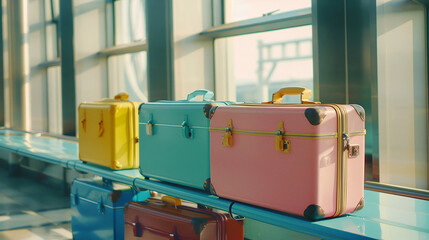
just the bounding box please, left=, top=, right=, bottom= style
left=162, top=196, right=182, bottom=206
left=272, top=87, right=315, bottom=104
left=186, top=90, right=214, bottom=101
left=114, top=92, right=129, bottom=101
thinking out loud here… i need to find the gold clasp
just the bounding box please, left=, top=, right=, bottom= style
left=146, top=114, right=153, bottom=135
left=146, top=122, right=153, bottom=135
left=222, top=119, right=233, bottom=147
left=275, top=121, right=290, bottom=153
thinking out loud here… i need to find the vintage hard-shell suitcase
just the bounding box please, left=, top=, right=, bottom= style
left=78, top=92, right=140, bottom=170
left=139, top=90, right=234, bottom=190
left=71, top=178, right=150, bottom=240
left=209, top=87, right=366, bottom=220
left=124, top=196, right=244, bottom=239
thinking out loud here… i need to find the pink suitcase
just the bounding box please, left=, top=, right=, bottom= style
left=209, top=87, right=366, bottom=220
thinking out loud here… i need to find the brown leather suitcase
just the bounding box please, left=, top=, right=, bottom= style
left=124, top=197, right=244, bottom=240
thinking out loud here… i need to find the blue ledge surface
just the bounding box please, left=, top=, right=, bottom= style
left=0, top=129, right=428, bottom=240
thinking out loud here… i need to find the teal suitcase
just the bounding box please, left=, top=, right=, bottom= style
left=139, top=90, right=233, bottom=191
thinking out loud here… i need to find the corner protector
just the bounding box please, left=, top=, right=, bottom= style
left=303, top=204, right=325, bottom=221
left=354, top=197, right=365, bottom=212
left=203, top=103, right=218, bottom=119
left=304, top=107, right=327, bottom=126
left=351, top=104, right=365, bottom=121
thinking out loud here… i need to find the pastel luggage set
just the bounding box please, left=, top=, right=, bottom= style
left=78, top=92, right=140, bottom=170
left=77, top=87, right=366, bottom=222
left=138, top=87, right=365, bottom=220
left=124, top=196, right=244, bottom=239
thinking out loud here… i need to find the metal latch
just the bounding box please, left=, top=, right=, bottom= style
left=343, top=133, right=359, bottom=158
left=97, top=201, right=105, bottom=215
left=222, top=119, right=233, bottom=147
left=349, top=145, right=360, bottom=158
left=275, top=121, right=290, bottom=153
left=146, top=121, right=153, bottom=135
left=146, top=114, right=153, bottom=135
left=182, top=121, right=192, bottom=139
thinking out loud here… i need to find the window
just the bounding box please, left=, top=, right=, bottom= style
left=215, top=26, right=313, bottom=103
left=108, top=51, right=148, bottom=102
left=47, top=66, right=62, bottom=135
left=114, top=0, right=146, bottom=45
left=224, top=0, right=311, bottom=23
left=105, top=0, right=148, bottom=102
left=376, top=0, right=428, bottom=189
left=208, top=1, right=313, bottom=103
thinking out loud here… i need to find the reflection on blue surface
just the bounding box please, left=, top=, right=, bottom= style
left=0, top=129, right=429, bottom=240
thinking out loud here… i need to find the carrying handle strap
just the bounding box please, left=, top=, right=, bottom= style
left=114, top=92, right=129, bottom=101
left=271, top=87, right=317, bottom=104
left=186, top=90, right=214, bottom=101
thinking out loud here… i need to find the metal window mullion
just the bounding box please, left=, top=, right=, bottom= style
left=99, top=40, right=147, bottom=57
left=425, top=3, right=429, bottom=190
left=0, top=0, right=3, bottom=127
left=39, top=59, right=61, bottom=68
left=146, top=0, right=174, bottom=101
left=7, top=0, right=27, bottom=130
left=59, top=0, right=76, bottom=136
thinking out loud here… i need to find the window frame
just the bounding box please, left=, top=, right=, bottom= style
left=204, top=0, right=313, bottom=102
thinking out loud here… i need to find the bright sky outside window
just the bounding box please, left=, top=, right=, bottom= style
left=114, top=0, right=145, bottom=45
left=215, top=25, right=313, bottom=103
left=108, top=52, right=148, bottom=102
left=224, top=0, right=311, bottom=23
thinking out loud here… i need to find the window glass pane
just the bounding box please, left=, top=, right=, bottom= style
left=47, top=66, right=62, bottom=135
left=224, top=0, right=311, bottom=23
left=44, top=0, right=59, bottom=21
left=215, top=25, right=313, bottom=103
left=45, top=24, right=58, bottom=60
left=44, top=0, right=59, bottom=59
left=377, top=0, right=428, bottom=189
left=114, top=0, right=145, bottom=45
left=108, top=52, right=148, bottom=102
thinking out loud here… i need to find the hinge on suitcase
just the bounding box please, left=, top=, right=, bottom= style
left=275, top=121, right=290, bottom=153
left=222, top=119, right=233, bottom=147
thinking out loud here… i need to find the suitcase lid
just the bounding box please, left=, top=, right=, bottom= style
left=71, top=178, right=133, bottom=207
left=139, top=90, right=235, bottom=127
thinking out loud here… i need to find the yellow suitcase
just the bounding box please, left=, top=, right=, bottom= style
left=78, top=93, right=140, bottom=170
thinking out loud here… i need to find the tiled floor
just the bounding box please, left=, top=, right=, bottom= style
left=0, top=167, right=72, bottom=240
